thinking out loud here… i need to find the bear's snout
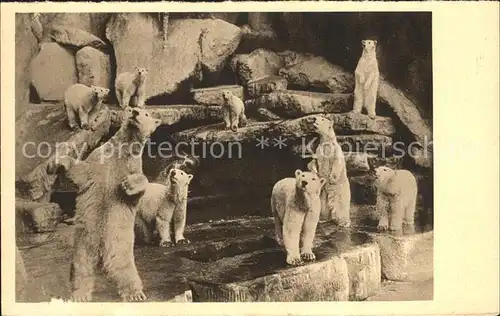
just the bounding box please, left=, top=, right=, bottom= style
left=301, top=180, right=308, bottom=187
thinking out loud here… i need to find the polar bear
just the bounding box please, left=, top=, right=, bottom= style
left=352, top=39, right=380, bottom=119
left=221, top=90, right=247, bottom=132
left=373, top=166, right=418, bottom=232
left=64, top=84, right=110, bottom=130
left=307, top=116, right=351, bottom=227
left=115, top=67, right=148, bottom=108
left=121, top=168, right=193, bottom=247
left=271, top=169, right=326, bottom=266
left=46, top=107, right=161, bottom=302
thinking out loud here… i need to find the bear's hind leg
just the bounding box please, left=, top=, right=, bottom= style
left=403, top=194, right=417, bottom=234
left=271, top=198, right=284, bottom=246
left=238, top=110, right=248, bottom=128
left=173, top=205, right=189, bottom=245
left=103, top=240, right=146, bottom=301
left=121, top=90, right=132, bottom=108
left=222, top=106, right=231, bottom=130
left=70, top=232, right=99, bottom=302
left=352, top=78, right=363, bottom=114
left=389, top=197, right=405, bottom=232
left=363, top=76, right=378, bottom=119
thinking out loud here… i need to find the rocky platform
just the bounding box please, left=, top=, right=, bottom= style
left=17, top=214, right=432, bottom=302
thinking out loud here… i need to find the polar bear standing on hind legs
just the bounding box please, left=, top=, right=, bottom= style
left=271, top=169, right=326, bottom=266
left=352, top=39, right=380, bottom=119
left=307, top=116, right=351, bottom=228
left=373, top=166, right=418, bottom=232
left=46, top=107, right=162, bottom=302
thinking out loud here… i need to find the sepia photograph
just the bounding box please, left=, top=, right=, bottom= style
left=2, top=2, right=498, bottom=315
left=12, top=10, right=435, bottom=303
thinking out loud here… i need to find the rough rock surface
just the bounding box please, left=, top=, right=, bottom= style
left=16, top=199, right=63, bottom=234
left=172, top=114, right=395, bottom=146
left=106, top=14, right=241, bottom=100
left=49, top=25, right=107, bottom=50
left=75, top=46, right=111, bottom=88
left=246, top=75, right=288, bottom=98
left=370, top=231, right=434, bottom=281
left=278, top=54, right=354, bottom=93
left=342, top=243, right=381, bottom=300
left=230, top=49, right=285, bottom=84
left=15, top=104, right=111, bottom=201
left=254, top=107, right=284, bottom=122
left=30, top=43, right=78, bottom=101
left=109, top=105, right=222, bottom=128
left=255, top=90, right=353, bottom=116
left=192, top=85, right=244, bottom=106
left=292, top=147, right=371, bottom=173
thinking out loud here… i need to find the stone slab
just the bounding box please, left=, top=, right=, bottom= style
left=246, top=75, right=288, bottom=98
left=192, top=85, right=244, bottom=106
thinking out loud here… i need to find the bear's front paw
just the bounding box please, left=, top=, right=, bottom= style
left=300, top=252, right=316, bottom=262
left=286, top=254, right=304, bottom=266
left=120, top=290, right=147, bottom=302
left=159, top=240, right=174, bottom=248
left=121, top=174, right=148, bottom=196
left=377, top=217, right=389, bottom=231
left=70, top=290, right=93, bottom=302
left=230, top=125, right=238, bottom=132
left=368, top=114, right=376, bottom=119
left=176, top=238, right=190, bottom=246
left=81, top=123, right=90, bottom=130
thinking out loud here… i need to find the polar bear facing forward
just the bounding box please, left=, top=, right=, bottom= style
left=221, top=90, right=247, bottom=132
left=64, top=84, right=109, bottom=130
left=121, top=168, right=194, bottom=247
left=374, top=166, right=418, bottom=232
left=352, top=39, right=379, bottom=119
left=115, top=67, right=148, bottom=108
left=271, top=169, right=326, bottom=266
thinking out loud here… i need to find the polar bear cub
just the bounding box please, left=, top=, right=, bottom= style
left=115, top=67, right=148, bottom=108
left=271, top=169, right=326, bottom=266
left=353, top=39, right=380, bottom=119
left=221, top=90, right=247, bottom=132
left=374, top=166, right=418, bottom=232
left=122, top=168, right=194, bottom=247
left=64, top=83, right=109, bottom=130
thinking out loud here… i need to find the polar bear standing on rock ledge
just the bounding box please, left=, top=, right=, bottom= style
left=271, top=169, right=326, bottom=266
left=64, top=84, right=109, bottom=130
left=374, top=166, right=418, bottom=232
left=352, top=39, right=380, bottom=119
left=115, top=67, right=148, bottom=108
left=221, top=90, right=247, bottom=132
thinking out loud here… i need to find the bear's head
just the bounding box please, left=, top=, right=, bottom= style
left=362, top=39, right=377, bottom=53
left=135, top=67, right=148, bottom=79
left=310, top=115, right=335, bottom=137
left=91, top=85, right=110, bottom=104
left=168, top=168, right=193, bottom=187
left=294, top=169, right=326, bottom=196
left=221, top=90, right=233, bottom=102
left=373, top=166, right=396, bottom=186
left=124, top=107, right=161, bottom=139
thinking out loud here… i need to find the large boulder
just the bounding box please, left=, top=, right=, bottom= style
left=278, top=53, right=354, bottom=93
left=15, top=104, right=111, bottom=201
left=29, top=42, right=78, bottom=102
left=75, top=46, right=111, bottom=88
left=230, top=49, right=285, bottom=84
left=106, top=13, right=241, bottom=101
left=49, top=25, right=107, bottom=50
left=254, top=90, right=353, bottom=116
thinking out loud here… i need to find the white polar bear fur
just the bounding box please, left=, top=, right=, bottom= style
left=307, top=116, right=351, bottom=227
left=64, top=83, right=109, bottom=130
left=374, top=166, right=418, bottom=231
left=134, top=168, right=193, bottom=247
left=221, top=90, right=247, bottom=132
left=115, top=67, right=148, bottom=108
left=353, top=39, right=380, bottom=119
left=271, top=169, right=326, bottom=266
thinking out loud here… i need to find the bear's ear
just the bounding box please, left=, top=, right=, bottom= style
left=124, top=107, right=133, bottom=116
left=187, top=174, right=193, bottom=181
left=294, top=169, right=302, bottom=178
left=154, top=119, right=161, bottom=127
left=319, top=178, right=326, bottom=187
